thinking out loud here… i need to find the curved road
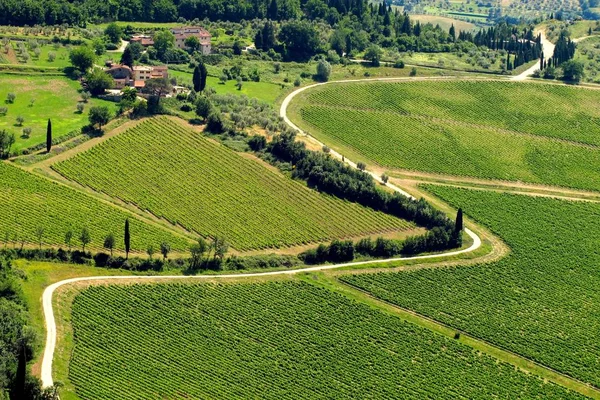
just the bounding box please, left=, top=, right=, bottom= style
left=41, top=76, right=484, bottom=388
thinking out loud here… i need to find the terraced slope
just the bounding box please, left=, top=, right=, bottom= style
left=342, top=186, right=600, bottom=387
left=69, top=281, right=584, bottom=399
left=53, top=117, right=412, bottom=251
left=0, top=163, right=190, bottom=253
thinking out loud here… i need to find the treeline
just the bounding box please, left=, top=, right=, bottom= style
left=0, top=255, right=60, bottom=399
left=0, top=0, right=367, bottom=26
left=301, top=222, right=463, bottom=264
left=460, top=22, right=542, bottom=67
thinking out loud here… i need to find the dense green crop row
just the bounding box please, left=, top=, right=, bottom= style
left=301, top=105, right=600, bottom=191
left=342, top=186, right=600, bottom=387
left=53, top=117, right=412, bottom=251
left=306, top=80, right=600, bottom=145
left=69, top=281, right=584, bottom=399
left=0, top=163, right=190, bottom=252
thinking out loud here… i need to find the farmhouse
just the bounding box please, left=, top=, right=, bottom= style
left=171, top=26, right=211, bottom=54
left=105, top=63, right=168, bottom=90
left=130, top=35, right=154, bottom=47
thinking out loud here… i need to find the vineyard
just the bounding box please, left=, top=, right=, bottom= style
left=342, top=186, right=600, bottom=387
left=294, top=80, right=600, bottom=189
left=53, top=117, right=412, bottom=251
left=0, top=163, right=190, bottom=253
left=68, top=281, right=584, bottom=399
left=303, top=80, right=600, bottom=145
left=300, top=105, right=600, bottom=191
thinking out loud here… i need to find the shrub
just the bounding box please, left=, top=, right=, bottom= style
left=294, top=77, right=301, bottom=87
left=22, top=127, right=32, bottom=138
left=6, top=93, right=15, bottom=103
left=316, top=59, right=332, bottom=82
left=394, top=59, right=405, bottom=69
left=410, top=67, right=417, bottom=76
left=248, top=135, right=267, bottom=151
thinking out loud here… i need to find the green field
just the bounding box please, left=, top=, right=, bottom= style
left=0, top=162, right=190, bottom=253
left=0, top=74, right=117, bottom=152
left=574, top=36, right=600, bottom=84
left=342, top=186, right=600, bottom=387
left=292, top=80, right=600, bottom=190
left=68, top=280, right=584, bottom=399
left=53, top=117, right=413, bottom=251
left=169, top=69, right=284, bottom=104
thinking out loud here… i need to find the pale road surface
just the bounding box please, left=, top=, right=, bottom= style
left=41, top=75, right=484, bottom=388
left=511, top=32, right=555, bottom=81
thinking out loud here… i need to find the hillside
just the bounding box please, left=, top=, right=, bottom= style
left=53, top=117, right=414, bottom=251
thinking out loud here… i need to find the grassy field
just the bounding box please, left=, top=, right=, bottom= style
left=342, top=186, right=600, bottom=388
left=0, top=74, right=118, bottom=152
left=53, top=117, right=413, bottom=251
left=291, top=79, right=600, bottom=190
left=1, top=40, right=72, bottom=68
left=67, top=280, right=584, bottom=399
left=0, top=162, right=190, bottom=253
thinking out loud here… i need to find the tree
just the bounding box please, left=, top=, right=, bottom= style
left=0, top=130, right=15, bottom=158
left=16, top=115, right=24, bottom=126
left=315, top=59, right=331, bottom=81
left=147, top=246, right=155, bottom=260
left=153, top=30, right=175, bottom=60
left=381, top=174, right=389, bottom=184
left=85, top=69, right=113, bottom=96
left=120, top=46, right=134, bottom=68
left=104, top=22, right=123, bottom=44
left=189, top=238, right=208, bottom=270
left=14, top=343, right=26, bottom=399
left=561, top=60, right=584, bottom=83
left=103, top=233, right=115, bottom=256
left=22, top=127, right=31, bottom=138
left=46, top=119, right=52, bottom=153
left=81, top=91, right=91, bottom=103
left=88, top=106, right=111, bottom=130
left=184, top=36, right=200, bottom=52
left=80, top=227, right=90, bottom=251
left=278, top=20, right=321, bottom=61
left=65, top=229, right=73, bottom=251
left=211, top=236, right=229, bottom=262
left=76, top=102, right=85, bottom=113
left=6, top=92, right=15, bottom=103
left=195, top=96, right=212, bottom=120
left=142, top=77, right=172, bottom=98
left=160, top=242, right=170, bottom=261
left=127, top=42, right=144, bottom=61
left=193, top=62, right=207, bottom=92
left=69, top=46, right=96, bottom=72
left=35, top=226, right=44, bottom=249
left=232, top=40, right=243, bottom=55
left=357, top=162, right=366, bottom=171
left=124, top=218, right=130, bottom=259
left=449, top=24, right=456, bottom=42
left=235, top=76, right=243, bottom=90
left=364, top=44, right=383, bottom=66
left=455, top=208, right=463, bottom=233
left=268, top=0, right=278, bottom=19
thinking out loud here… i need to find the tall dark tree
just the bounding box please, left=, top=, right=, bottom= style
left=268, top=0, right=278, bottom=19
left=449, top=24, right=456, bottom=42
left=121, top=46, right=134, bottom=68
left=455, top=208, right=463, bottom=233
left=540, top=51, right=544, bottom=70
left=14, top=343, right=26, bottom=399
left=193, top=62, right=207, bottom=92
left=124, top=218, right=130, bottom=259
left=46, top=119, right=52, bottom=153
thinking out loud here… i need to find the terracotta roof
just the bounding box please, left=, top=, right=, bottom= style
left=134, top=80, right=145, bottom=88
left=106, top=64, right=132, bottom=73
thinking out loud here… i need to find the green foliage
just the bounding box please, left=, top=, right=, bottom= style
left=69, top=46, right=95, bottom=72
left=343, top=186, right=600, bottom=387
left=53, top=117, right=412, bottom=251
left=315, top=59, right=331, bottom=82
left=561, top=60, right=584, bottom=82
left=85, top=69, right=113, bottom=96
left=68, top=281, right=584, bottom=399
left=278, top=20, right=321, bottom=61
left=0, top=163, right=189, bottom=252
left=88, top=106, right=111, bottom=129
left=364, top=44, right=383, bottom=66
left=104, top=23, right=123, bottom=44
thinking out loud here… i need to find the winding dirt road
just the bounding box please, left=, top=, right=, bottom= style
left=511, top=32, right=555, bottom=81
left=41, top=76, right=485, bottom=388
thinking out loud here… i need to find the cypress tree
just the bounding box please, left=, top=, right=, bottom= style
left=199, top=62, right=207, bottom=92
left=193, top=65, right=202, bottom=92
left=15, top=343, right=26, bottom=399
left=46, top=119, right=52, bottom=153
left=124, top=218, right=130, bottom=259
left=540, top=51, right=544, bottom=70
left=455, top=208, right=463, bottom=233
left=267, top=0, right=278, bottom=19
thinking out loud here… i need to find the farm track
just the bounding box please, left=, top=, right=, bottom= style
left=38, top=75, right=600, bottom=398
